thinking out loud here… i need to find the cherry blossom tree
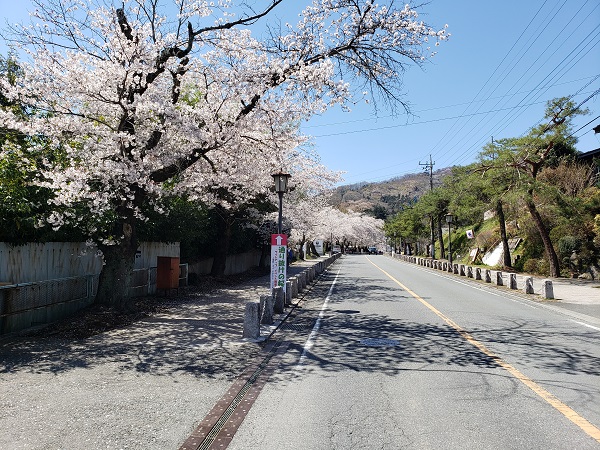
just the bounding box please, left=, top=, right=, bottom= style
left=1, top=0, right=448, bottom=309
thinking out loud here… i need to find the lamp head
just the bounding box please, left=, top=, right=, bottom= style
left=272, top=171, right=291, bottom=194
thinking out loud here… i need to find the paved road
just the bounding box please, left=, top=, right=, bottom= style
left=229, top=255, right=600, bottom=449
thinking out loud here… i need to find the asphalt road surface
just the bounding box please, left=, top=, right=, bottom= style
left=228, top=255, right=600, bottom=449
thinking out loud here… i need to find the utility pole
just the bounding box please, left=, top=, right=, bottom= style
left=419, top=155, right=435, bottom=259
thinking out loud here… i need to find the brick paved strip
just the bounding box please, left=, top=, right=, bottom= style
left=179, top=340, right=289, bottom=450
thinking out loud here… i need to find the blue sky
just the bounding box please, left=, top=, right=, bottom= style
left=2, top=1, right=599, bottom=185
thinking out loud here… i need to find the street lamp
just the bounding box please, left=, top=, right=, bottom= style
left=272, top=171, right=291, bottom=234
left=445, top=213, right=454, bottom=269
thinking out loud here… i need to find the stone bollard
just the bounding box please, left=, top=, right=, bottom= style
left=285, top=280, right=293, bottom=305
left=260, top=294, right=274, bottom=325
left=243, top=301, right=260, bottom=339
left=453, top=264, right=459, bottom=274
left=496, top=271, right=504, bottom=286
left=475, top=267, right=482, bottom=280
left=290, top=276, right=299, bottom=298
left=442, top=262, right=447, bottom=271
left=485, top=269, right=492, bottom=283
left=273, top=286, right=284, bottom=314
left=542, top=279, right=554, bottom=299
left=467, top=266, right=473, bottom=278
left=316, top=262, right=323, bottom=274
left=509, top=273, right=517, bottom=290
left=524, top=277, right=534, bottom=294
left=459, top=265, right=466, bottom=276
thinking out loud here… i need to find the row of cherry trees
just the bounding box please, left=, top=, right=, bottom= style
left=1, top=0, right=447, bottom=309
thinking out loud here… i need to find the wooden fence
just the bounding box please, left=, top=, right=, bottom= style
left=0, top=242, right=179, bottom=335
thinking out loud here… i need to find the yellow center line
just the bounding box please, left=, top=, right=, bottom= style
left=367, top=257, right=600, bottom=443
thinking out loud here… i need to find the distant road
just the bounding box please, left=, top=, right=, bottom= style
left=229, top=255, right=600, bottom=449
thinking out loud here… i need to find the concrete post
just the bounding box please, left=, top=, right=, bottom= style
left=524, top=277, right=534, bottom=294
left=485, top=269, right=492, bottom=283
left=316, top=262, right=323, bottom=274
left=542, top=279, right=554, bottom=299
left=273, top=286, right=284, bottom=314
left=467, top=266, right=473, bottom=278
left=509, top=273, right=517, bottom=290
left=285, top=280, right=293, bottom=305
left=475, top=267, right=482, bottom=280
left=243, top=301, right=260, bottom=339
left=290, top=276, right=299, bottom=298
left=299, top=272, right=306, bottom=291
left=496, top=271, right=503, bottom=286
left=453, top=264, right=459, bottom=274
left=260, top=294, right=274, bottom=325
left=459, top=265, right=466, bottom=276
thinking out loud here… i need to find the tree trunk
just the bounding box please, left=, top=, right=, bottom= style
left=496, top=200, right=512, bottom=268
left=429, top=216, right=435, bottom=259
left=525, top=196, right=560, bottom=277
left=96, top=214, right=138, bottom=311
left=298, top=233, right=306, bottom=260
left=211, top=209, right=232, bottom=277
left=437, top=215, right=445, bottom=259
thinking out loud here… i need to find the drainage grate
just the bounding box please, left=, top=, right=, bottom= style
left=360, top=338, right=400, bottom=347
left=280, top=317, right=316, bottom=332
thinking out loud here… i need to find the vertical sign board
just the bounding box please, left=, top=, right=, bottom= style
left=271, top=234, right=287, bottom=292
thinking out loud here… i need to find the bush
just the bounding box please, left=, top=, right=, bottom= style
left=557, top=235, right=581, bottom=259
left=522, top=258, right=550, bottom=276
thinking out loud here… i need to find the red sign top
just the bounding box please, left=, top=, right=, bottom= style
left=271, top=234, right=287, bottom=246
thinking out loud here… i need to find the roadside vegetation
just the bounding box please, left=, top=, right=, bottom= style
left=385, top=97, right=599, bottom=278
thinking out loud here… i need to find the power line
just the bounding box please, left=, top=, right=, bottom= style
left=432, top=1, right=600, bottom=168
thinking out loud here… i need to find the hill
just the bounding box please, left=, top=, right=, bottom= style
left=330, top=168, right=452, bottom=219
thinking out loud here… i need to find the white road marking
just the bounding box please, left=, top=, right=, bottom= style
left=295, top=268, right=340, bottom=370
left=571, top=321, right=600, bottom=331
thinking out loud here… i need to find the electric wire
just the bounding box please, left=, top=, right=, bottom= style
left=440, top=5, right=600, bottom=168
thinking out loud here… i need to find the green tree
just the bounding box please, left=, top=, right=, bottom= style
left=480, top=97, right=587, bottom=277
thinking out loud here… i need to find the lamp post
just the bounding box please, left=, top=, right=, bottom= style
left=445, top=213, right=454, bottom=269
left=272, top=171, right=291, bottom=234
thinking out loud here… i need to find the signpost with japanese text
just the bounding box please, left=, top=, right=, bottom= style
left=271, top=234, right=287, bottom=292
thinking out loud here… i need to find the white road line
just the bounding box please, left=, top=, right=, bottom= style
left=387, top=258, right=600, bottom=325
left=295, top=268, right=340, bottom=369
left=572, top=320, right=600, bottom=331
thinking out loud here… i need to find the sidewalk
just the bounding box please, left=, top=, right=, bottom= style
left=505, top=272, right=600, bottom=323
left=0, top=258, right=328, bottom=450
